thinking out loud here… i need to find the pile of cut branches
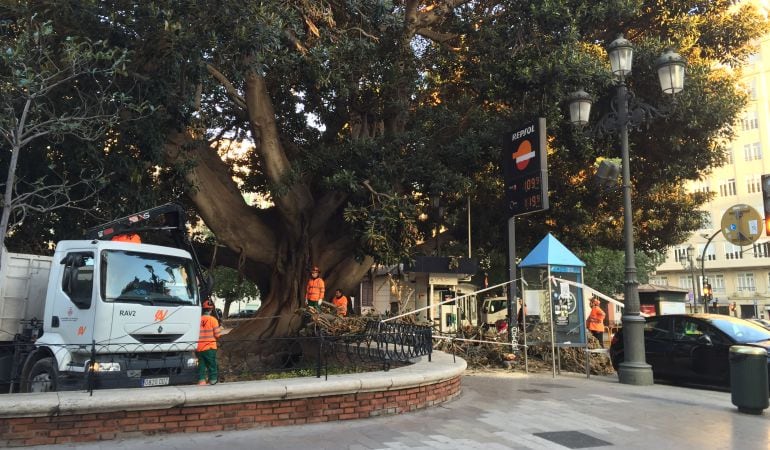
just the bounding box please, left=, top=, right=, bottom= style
left=433, top=325, right=518, bottom=369
left=522, top=323, right=615, bottom=376
left=296, top=311, right=614, bottom=376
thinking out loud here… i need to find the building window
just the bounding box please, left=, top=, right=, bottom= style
left=679, top=275, right=694, bottom=291
left=744, top=142, right=762, bottom=161
left=650, top=276, right=668, bottom=286
left=712, top=274, right=725, bottom=293
left=746, top=78, right=758, bottom=100
left=747, top=175, right=762, bottom=194
left=719, top=179, right=737, bottom=197
left=725, top=242, right=742, bottom=260
left=699, top=242, right=716, bottom=261
left=725, top=149, right=733, bottom=164
left=360, top=278, right=374, bottom=307
left=742, top=110, right=759, bottom=131
left=673, top=246, right=689, bottom=263
left=753, top=242, right=770, bottom=258
left=694, top=183, right=710, bottom=194
left=736, top=273, right=756, bottom=292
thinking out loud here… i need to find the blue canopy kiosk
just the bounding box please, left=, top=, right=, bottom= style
left=519, top=233, right=587, bottom=376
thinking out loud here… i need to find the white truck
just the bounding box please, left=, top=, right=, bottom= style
left=481, top=297, right=509, bottom=328
left=0, top=204, right=206, bottom=393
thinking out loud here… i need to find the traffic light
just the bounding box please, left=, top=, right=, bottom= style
left=762, top=174, right=770, bottom=235
left=702, top=282, right=713, bottom=301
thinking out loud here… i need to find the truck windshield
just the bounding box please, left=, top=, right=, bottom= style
left=101, top=250, right=198, bottom=306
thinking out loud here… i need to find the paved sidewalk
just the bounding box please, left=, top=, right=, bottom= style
left=30, top=371, right=769, bottom=450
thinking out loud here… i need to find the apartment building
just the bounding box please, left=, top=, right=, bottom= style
left=653, top=23, right=770, bottom=320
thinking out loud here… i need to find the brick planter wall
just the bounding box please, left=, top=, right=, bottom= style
left=0, top=376, right=461, bottom=447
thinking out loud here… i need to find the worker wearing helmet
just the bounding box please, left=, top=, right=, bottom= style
left=197, top=299, right=222, bottom=385
left=305, top=266, right=325, bottom=311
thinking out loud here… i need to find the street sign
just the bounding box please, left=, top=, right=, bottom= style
left=720, top=204, right=763, bottom=246
left=502, top=118, right=549, bottom=217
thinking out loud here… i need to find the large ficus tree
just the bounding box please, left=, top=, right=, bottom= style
left=2, top=1, right=766, bottom=338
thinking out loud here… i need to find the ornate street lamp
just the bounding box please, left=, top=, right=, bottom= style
left=680, top=244, right=698, bottom=312
left=568, top=35, right=686, bottom=386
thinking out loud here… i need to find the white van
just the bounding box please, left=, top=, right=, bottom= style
left=481, top=297, right=509, bottom=326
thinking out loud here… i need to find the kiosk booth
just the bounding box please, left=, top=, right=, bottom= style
left=519, top=233, right=587, bottom=375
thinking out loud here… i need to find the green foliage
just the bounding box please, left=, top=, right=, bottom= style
left=211, top=265, right=260, bottom=303
left=581, top=247, right=665, bottom=296
left=1, top=0, right=766, bottom=289
left=343, top=192, right=419, bottom=265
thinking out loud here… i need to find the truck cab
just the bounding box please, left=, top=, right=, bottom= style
left=0, top=203, right=212, bottom=392
left=18, top=239, right=201, bottom=391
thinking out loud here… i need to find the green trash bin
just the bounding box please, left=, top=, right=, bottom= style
left=729, top=345, right=769, bottom=414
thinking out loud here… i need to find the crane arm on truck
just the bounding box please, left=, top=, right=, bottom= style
left=84, top=203, right=212, bottom=300
left=84, top=203, right=187, bottom=241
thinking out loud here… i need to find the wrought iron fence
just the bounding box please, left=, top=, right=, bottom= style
left=0, top=320, right=432, bottom=394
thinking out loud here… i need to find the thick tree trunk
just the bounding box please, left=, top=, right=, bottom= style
left=225, top=245, right=373, bottom=341
left=164, top=129, right=375, bottom=339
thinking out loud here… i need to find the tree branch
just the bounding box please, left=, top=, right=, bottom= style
left=3, top=168, right=109, bottom=234
left=416, top=28, right=459, bottom=46
left=206, top=63, right=247, bottom=111
left=243, top=69, right=313, bottom=239
left=164, top=130, right=278, bottom=265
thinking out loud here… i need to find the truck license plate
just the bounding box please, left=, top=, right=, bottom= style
left=142, top=377, right=170, bottom=387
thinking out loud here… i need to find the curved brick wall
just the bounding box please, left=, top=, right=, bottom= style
left=0, top=352, right=465, bottom=447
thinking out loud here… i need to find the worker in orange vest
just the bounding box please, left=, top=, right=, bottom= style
left=586, top=297, right=607, bottom=348
left=197, top=299, right=222, bottom=385
left=305, top=266, right=325, bottom=311
left=332, top=289, right=348, bottom=317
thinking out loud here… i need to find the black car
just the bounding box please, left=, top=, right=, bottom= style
left=749, top=318, right=770, bottom=330
left=609, top=314, right=770, bottom=388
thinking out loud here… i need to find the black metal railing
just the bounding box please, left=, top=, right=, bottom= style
left=0, top=320, right=432, bottom=395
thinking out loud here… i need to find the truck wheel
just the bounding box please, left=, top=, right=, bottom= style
left=25, top=358, right=58, bottom=393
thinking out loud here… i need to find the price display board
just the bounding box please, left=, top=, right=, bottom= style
left=502, top=118, right=549, bottom=217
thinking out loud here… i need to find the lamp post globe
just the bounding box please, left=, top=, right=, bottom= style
left=568, top=89, right=593, bottom=127
left=656, top=49, right=686, bottom=95
left=608, top=34, right=634, bottom=78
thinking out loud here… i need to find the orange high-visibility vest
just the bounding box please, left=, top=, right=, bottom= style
left=332, top=295, right=348, bottom=316
left=197, top=314, right=222, bottom=352
left=587, top=306, right=606, bottom=332
left=305, top=277, right=325, bottom=302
